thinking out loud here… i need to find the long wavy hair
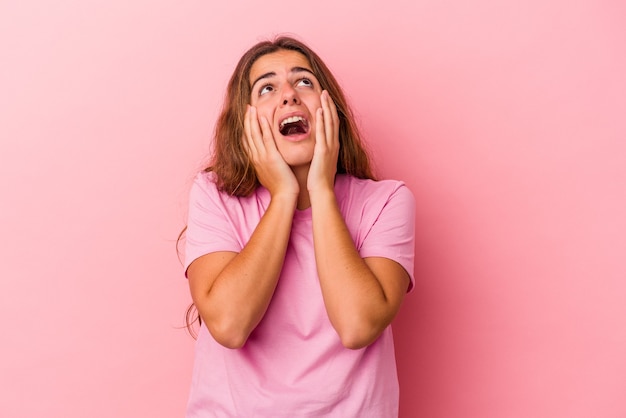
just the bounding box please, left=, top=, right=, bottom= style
left=209, top=35, right=375, bottom=195
left=183, top=36, right=375, bottom=337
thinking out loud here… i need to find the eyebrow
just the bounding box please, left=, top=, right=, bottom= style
left=250, top=67, right=316, bottom=90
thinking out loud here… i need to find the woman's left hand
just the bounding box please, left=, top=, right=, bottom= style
left=307, top=90, right=340, bottom=194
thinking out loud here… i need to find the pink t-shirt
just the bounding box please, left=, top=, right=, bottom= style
left=184, top=172, right=415, bottom=417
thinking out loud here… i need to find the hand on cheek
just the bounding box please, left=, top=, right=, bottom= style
left=244, top=105, right=299, bottom=199
left=307, top=90, right=340, bottom=194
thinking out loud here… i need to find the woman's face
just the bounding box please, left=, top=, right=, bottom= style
left=248, top=49, right=323, bottom=168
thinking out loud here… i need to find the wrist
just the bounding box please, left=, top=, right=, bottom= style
left=309, top=187, right=337, bottom=207
left=269, top=191, right=299, bottom=209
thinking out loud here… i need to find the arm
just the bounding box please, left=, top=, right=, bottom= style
left=187, top=106, right=298, bottom=349
left=310, top=190, right=410, bottom=349
left=308, top=92, right=411, bottom=349
left=188, top=195, right=295, bottom=349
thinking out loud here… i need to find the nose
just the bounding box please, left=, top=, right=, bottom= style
left=281, top=85, right=300, bottom=106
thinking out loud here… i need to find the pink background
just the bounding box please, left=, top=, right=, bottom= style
left=1, top=1, right=625, bottom=417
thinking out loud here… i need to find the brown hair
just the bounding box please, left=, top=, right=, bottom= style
left=207, top=35, right=375, bottom=195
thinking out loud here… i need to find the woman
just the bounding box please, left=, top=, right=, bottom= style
left=184, top=36, right=415, bottom=417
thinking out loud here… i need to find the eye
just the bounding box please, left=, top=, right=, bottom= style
left=296, top=78, right=313, bottom=88
left=259, top=84, right=274, bottom=96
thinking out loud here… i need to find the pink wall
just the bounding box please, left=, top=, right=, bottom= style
left=1, top=1, right=625, bottom=417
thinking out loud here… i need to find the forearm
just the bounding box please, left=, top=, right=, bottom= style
left=192, top=194, right=296, bottom=348
left=311, top=190, right=398, bottom=349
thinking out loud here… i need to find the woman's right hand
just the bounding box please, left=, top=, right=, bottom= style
left=244, top=105, right=299, bottom=199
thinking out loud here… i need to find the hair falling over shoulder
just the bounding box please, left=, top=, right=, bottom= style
left=182, top=35, right=376, bottom=337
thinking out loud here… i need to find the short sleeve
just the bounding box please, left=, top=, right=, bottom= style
left=184, top=173, right=242, bottom=274
left=359, top=184, right=416, bottom=292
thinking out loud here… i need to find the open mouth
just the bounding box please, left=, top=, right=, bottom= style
left=279, top=116, right=309, bottom=136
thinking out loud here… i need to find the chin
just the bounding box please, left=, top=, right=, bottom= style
left=284, top=155, right=314, bottom=168
left=277, top=140, right=315, bottom=167
left=282, top=151, right=314, bottom=168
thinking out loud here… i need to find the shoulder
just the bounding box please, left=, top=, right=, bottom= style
left=191, top=171, right=265, bottom=201
left=188, top=171, right=224, bottom=208
left=188, top=170, right=217, bottom=196
left=335, top=175, right=415, bottom=235
left=189, top=171, right=269, bottom=217
left=335, top=175, right=415, bottom=208
left=191, top=170, right=219, bottom=193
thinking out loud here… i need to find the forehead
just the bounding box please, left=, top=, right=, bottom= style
left=249, top=50, right=312, bottom=84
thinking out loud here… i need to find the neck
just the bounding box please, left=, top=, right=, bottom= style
left=292, top=165, right=311, bottom=210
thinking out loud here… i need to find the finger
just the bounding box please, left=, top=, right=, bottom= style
left=258, top=116, right=277, bottom=150
left=315, top=106, right=325, bottom=150
left=248, top=106, right=265, bottom=156
left=321, top=91, right=335, bottom=147
left=326, top=91, right=340, bottom=135
left=259, top=116, right=274, bottom=143
left=243, top=105, right=257, bottom=156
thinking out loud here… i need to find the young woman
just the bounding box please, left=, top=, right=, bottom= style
left=184, top=36, right=415, bottom=417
